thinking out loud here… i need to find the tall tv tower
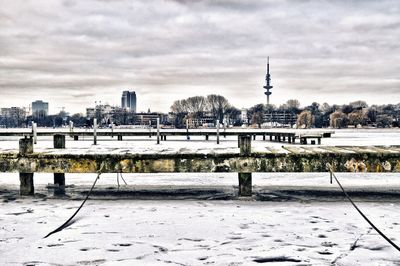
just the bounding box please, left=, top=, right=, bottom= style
left=263, top=57, right=273, bottom=106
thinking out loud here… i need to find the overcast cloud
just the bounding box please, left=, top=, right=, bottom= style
left=0, top=0, right=399, bottom=114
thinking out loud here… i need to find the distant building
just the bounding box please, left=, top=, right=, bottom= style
left=135, top=112, right=168, bottom=126
left=87, top=104, right=115, bottom=124
left=32, top=100, right=49, bottom=118
left=187, top=113, right=215, bottom=128
left=0, top=107, right=26, bottom=127
left=121, top=91, right=137, bottom=112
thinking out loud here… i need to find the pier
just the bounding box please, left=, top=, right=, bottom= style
left=0, top=135, right=399, bottom=197
left=0, top=128, right=334, bottom=145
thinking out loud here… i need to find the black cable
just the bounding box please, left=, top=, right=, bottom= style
left=119, top=172, right=128, bottom=185
left=44, top=172, right=101, bottom=239
left=327, top=165, right=400, bottom=252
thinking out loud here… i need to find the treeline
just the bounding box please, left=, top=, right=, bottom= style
left=246, top=100, right=400, bottom=128
left=170, top=96, right=400, bottom=128
left=170, top=94, right=241, bottom=127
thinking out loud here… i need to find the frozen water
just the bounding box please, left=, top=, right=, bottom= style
left=0, top=128, right=400, bottom=265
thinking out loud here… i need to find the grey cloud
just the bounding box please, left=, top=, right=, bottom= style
left=0, top=0, right=399, bottom=114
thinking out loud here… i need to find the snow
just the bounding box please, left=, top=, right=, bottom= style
left=0, top=128, right=399, bottom=155
left=1, top=198, right=399, bottom=265
left=1, top=128, right=400, bottom=265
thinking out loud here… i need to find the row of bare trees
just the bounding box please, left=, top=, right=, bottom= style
left=170, top=95, right=241, bottom=127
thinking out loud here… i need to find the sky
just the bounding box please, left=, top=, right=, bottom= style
left=0, top=0, right=399, bottom=114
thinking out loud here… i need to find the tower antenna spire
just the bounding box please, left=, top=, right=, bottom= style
left=263, top=57, right=273, bottom=106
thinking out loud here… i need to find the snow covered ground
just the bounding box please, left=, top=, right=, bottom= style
left=1, top=199, right=399, bottom=265
left=0, top=128, right=400, bottom=265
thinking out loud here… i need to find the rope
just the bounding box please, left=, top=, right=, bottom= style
left=44, top=163, right=105, bottom=239
left=326, top=163, right=400, bottom=252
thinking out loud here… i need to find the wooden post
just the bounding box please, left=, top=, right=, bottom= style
left=238, top=173, right=252, bottom=197
left=238, top=134, right=252, bottom=197
left=118, top=134, right=123, bottom=141
left=288, top=136, right=292, bottom=143
left=53, top=134, right=65, bottom=149
left=156, top=117, right=160, bottom=144
left=263, top=134, right=266, bottom=141
left=253, top=134, right=256, bottom=140
left=149, top=121, right=152, bottom=138
left=318, top=138, right=321, bottom=145
left=54, top=173, right=65, bottom=195
left=74, top=135, right=79, bottom=141
left=186, top=119, right=189, bottom=140
left=20, top=173, right=34, bottom=196
left=19, top=137, right=34, bottom=195
left=93, top=118, right=97, bottom=145
left=223, top=118, right=226, bottom=138
left=239, top=135, right=251, bottom=156
left=283, top=135, right=286, bottom=141
left=269, top=135, right=273, bottom=141
left=111, top=123, right=114, bottom=138
left=32, top=122, right=37, bottom=144
left=19, top=136, right=33, bottom=155
left=69, top=121, right=74, bottom=135
left=205, top=134, right=209, bottom=141
left=216, top=119, right=220, bottom=144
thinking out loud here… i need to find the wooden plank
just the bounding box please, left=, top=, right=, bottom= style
left=0, top=148, right=399, bottom=173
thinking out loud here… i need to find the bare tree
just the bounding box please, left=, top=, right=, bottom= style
left=206, top=94, right=231, bottom=122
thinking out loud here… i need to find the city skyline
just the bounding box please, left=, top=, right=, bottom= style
left=1, top=0, right=399, bottom=114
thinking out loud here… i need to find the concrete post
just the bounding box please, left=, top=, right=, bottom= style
left=53, top=134, right=65, bottom=149
left=216, top=119, right=220, bottom=144
left=156, top=117, right=160, bottom=144
left=32, top=122, right=37, bottom=144
left=93, top=118, right=97, bottom=145
left=19, top=136, right=33, bottom=155
left=54, top=173, right=65, bottom=195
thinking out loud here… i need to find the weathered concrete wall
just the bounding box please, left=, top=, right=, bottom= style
left=0, top=151, right=399, bottom=173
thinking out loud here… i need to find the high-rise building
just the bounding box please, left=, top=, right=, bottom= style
left=121, top=91, right=137, bottom=112
left=32, top=100, right=49, bottom=118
